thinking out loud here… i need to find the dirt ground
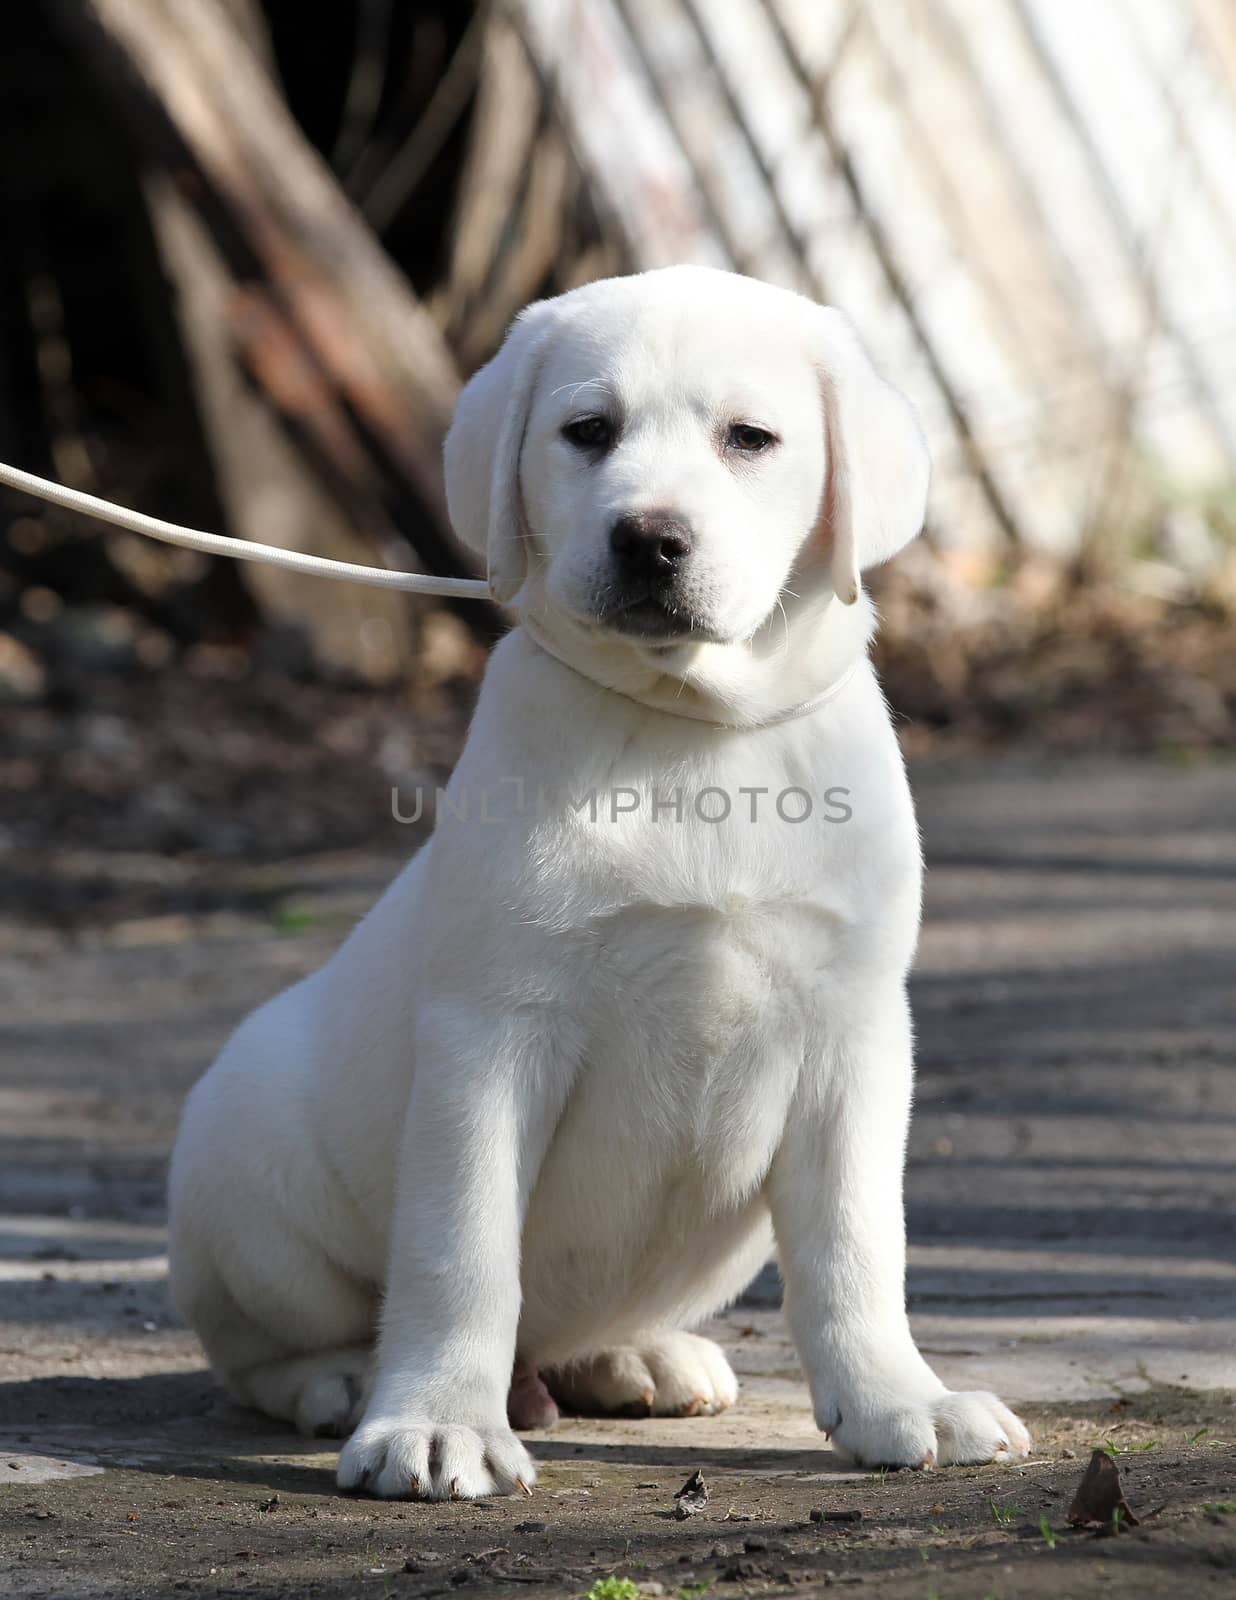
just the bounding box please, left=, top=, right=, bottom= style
left=2, top=752, right=1235, bottom=1598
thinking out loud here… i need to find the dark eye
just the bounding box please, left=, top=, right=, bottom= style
left=561, top=415, right=613, bottom=450
left=727, top=423, right=776, bottom=454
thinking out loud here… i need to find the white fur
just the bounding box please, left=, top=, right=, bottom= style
left=168, top=266, right=1029, bottom=1500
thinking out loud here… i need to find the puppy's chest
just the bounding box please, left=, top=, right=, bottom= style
left=574, top=894, right=828, bottom=1126
left=594, top=884, right=833, bottom=1011
left=520, top=903, right=821, bottom=1249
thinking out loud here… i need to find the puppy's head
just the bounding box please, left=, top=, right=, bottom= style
left=445, top=267, right=928, bottom=652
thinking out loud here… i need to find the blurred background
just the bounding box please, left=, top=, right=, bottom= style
left=2, top=0, right=1235, bottom=903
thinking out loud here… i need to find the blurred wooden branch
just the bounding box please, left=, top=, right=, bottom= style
left=56, top=0, right=501, bottom=645
left=146, top=174, right=419, bottom=680
left=433, top=11, right=590, bottom=369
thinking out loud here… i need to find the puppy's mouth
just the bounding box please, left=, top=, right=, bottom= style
left=597, top=593, right=703, bottom=640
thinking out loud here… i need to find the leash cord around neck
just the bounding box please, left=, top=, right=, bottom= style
left=522, top=616, right=861, bottom=731
left=0, top=460, right=491, bottom=601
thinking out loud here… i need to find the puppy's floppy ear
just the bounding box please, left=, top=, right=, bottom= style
left=813, top=308, right=930, bottom=605
left=443, top=301, right=557, bottom=604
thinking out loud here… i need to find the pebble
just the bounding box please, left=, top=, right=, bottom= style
left=403, top=1552, right=444, bottom=1573
left=743, top=1537, right=792, bottom=1555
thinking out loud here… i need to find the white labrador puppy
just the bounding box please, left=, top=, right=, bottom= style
left=169, top=266, right=1030, bottom=1500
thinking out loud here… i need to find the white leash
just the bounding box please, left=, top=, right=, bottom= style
left=0, top=460, right=491, bottom=601
left=0, top=457, right=859, bottom=729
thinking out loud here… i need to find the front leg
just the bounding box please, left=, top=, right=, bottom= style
left=769, top=988, right=1030, bottom=1468
left=338, top=1004, right=567, bottom=1500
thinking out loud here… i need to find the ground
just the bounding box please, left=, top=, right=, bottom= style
left=1, top=753, right=1234, bottom=1598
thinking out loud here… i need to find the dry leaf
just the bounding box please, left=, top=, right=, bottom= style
left=1067, top=1449, right=1139, bottom=1531
left=673, top=1468, right=709, bottom=1518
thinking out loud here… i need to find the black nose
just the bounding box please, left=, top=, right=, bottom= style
left=609, top=512, right=692, bottom=582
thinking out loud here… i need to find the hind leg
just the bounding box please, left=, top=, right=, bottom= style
left=188, top=1248, right=377, bottom=1437
left=188, top=1250, right=378, bottom=1438
left=235, top=1345, right=372, bottom=1437
left=172, top=1194, right=378, bottom=1438
left=546, top=1331, right=738, bottom=1418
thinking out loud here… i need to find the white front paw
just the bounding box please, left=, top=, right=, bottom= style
left=828, top=1390, right=1031, bottom=1468
left=337, top=1416, right=536, bottom=1500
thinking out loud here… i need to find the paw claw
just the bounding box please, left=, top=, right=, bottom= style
left=516, top=1476, right=533, bottom=1497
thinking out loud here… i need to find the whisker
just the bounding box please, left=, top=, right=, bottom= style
left=548, top=378, right=617, bottom=406
left=774, top=595, right=791, bottom=656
